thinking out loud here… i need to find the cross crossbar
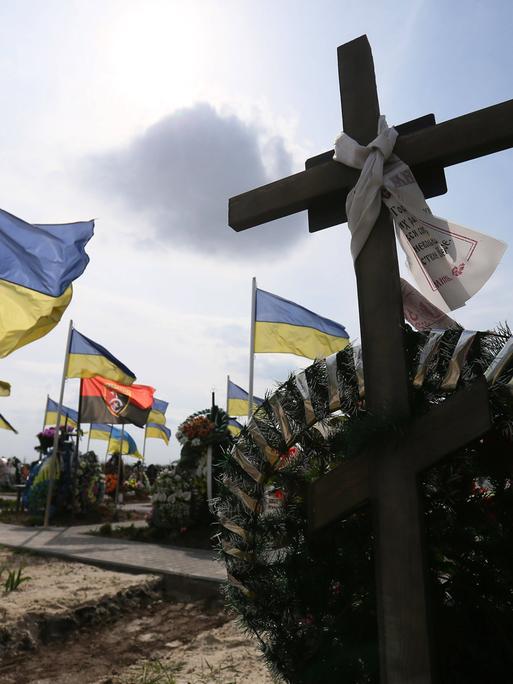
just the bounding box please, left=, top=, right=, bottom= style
left=309, top=376, right=491, bottom=531
left=229, top=97, right=513, bottom=232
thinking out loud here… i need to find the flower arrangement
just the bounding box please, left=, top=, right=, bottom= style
left=73, top=451, right=105, bottom=512
left=176, top=406, right=232, bottom=473
left=148, top=465, right=194, bottom=530
left=37, top=425, right=74, bottom=451
left=148, top=405, right=233, bottom=532
left=176, top=414, right=215, bottom=448
left=123, top=472, right=151, bottom=498
left=105, top=473, right=118, bottom=496
left=124, top=477, right=141, bottom=492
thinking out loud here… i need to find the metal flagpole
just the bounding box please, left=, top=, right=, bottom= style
left=206, top=390, right=215, bottom=502
left=44, top=320, right=73, bottom=528
left=104, top=425, right=113, bottom=483
left=226, top=374, right=230, bottom=414
left=105, top=425, right=113, bottom=461
left=86, top=426, right=91, bottom=453
left=142, top=426, right=148, bottom=463
left=42, top=394, right=49, bottom=434
left=114, top=424, right=125, bottom=508
left=71, top=379, right=84, bottom=517
left=248, top=277, right=257, bottom=418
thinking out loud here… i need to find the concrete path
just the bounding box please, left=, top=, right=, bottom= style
left=0, top=522, right=225, bottom=597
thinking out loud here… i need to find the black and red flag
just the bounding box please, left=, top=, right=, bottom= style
left=80, top=376, right=155, bottom=427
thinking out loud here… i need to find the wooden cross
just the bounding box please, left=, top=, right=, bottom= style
left=228, top=36, right=512, bottom=683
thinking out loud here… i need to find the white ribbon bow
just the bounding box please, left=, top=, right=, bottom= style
left=333, top=116, right=506, bottom=313
left=334, top=115, right=397, bottom=259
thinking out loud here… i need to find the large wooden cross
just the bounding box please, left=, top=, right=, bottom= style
left=228, top=36, right=513, bottom=683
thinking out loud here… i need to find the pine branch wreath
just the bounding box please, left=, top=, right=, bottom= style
left=215, top=325, right=513, bottom=683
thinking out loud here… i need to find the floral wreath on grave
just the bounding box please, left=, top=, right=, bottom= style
left=149, top=464, right=195, bottom=531
left=149, top=406, right=231, bottom=532
left=72, top=451, right=105, bottom=512
left=214, top=324, right=513, bottom=684
left=176, top=406, right=230, bottom=469
left=123, top=474, right=151, bottom=496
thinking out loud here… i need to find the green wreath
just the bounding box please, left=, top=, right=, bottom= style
left=176, top=406, right=230, bottom=469
left=215, top=325, right=513, bottom=684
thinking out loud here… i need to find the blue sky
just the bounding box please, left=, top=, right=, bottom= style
left=0, top=0, right=512, bottom=463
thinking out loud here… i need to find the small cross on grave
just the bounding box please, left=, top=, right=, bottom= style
left=228, top=35, right=513, bottom=684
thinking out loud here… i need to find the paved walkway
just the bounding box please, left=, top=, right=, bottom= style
left=0, top=522, right=225, bottom=586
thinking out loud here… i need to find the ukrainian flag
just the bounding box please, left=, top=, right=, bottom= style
left=228, top=418, right=243, bottom=437
left=146, top=422, right=171, bottom=445
left=67, top=329, right=136, bottom=385
left=44, top=397, right=78, bottom=429
left=152, top=398, right=168, bottom=414
left=255, top=288, right=349, bottom=359
left=108, top=427, right=142, bottom=458
left=147, top=410, right=166, bottom=425
left=0, top=207, right=93, bottom=357
left=147, top=397, right=168, bottom=425
left=227, top=379, right=263, bottom=417
left=0, top=414, right=17, bottom=433
left=88, top=423, right=112, bottom=441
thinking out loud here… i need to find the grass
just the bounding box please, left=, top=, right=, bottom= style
left=126, top=659, right=184, bottom=684
left=125, top=656, right=243, bottom=684
left=194, top=656, right=243, bottom=683
left=0, top=565, right=31, bottom=593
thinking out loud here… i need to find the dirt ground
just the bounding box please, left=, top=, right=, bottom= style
left=0, top=548, right=276, bottom=684
left=96, top=619, right=276, bottom=684
left=0, top=548, right=156, bottom=625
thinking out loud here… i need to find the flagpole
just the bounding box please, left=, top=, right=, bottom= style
left=86, top=425, right=91, bottom=453
left=106, top=426, right=112, bottom=458
left=42, top=394, right=49, bottom=434
left=142, top=426, right=148, bottom=463
left=115, top=424, right=124, bottom=508
left=226, top=374, right=230, bottom=414
left=248, top=277, right=257, bottom=418
left=44, top=320, right=73, bottom=528
left=206, top=390, right=215, bottom=502
left=71, top=379, right=84, bottom=517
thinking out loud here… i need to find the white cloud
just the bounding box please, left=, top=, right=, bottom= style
left=83, top=102, right=304, bottom=258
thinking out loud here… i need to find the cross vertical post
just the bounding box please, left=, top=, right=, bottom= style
left=338, top=37, right=432, bottom=683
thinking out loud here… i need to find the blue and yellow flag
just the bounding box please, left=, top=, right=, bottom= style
left=0, top=208, right=94, bottom=358
left=67, top=329, right=136, bottom=385
left=45, top=397, right=78, bottom=429
left=146, top=422, right=171, bottom=445
left=152, top=398, right=168, bottom=414
left=0, top=414, right=17, bottom=434
left=227, top=379, right=263, bottom=417
left=108, top=426, right=142, bottom=458
left=147, top=397, right=168, bottom=425
left=88, top=423, right=112, bottom=441
left=255, top=288, right=349, bottom=359
left=228, top=418, right=243, bottom=437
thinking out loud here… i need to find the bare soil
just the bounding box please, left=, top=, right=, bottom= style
left=0, top=548, right=275, bottom=684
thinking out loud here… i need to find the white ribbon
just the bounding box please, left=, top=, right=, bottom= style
left=334, top=115, right=397, bottom=260
left=334, top=117, right=507, bottom=313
